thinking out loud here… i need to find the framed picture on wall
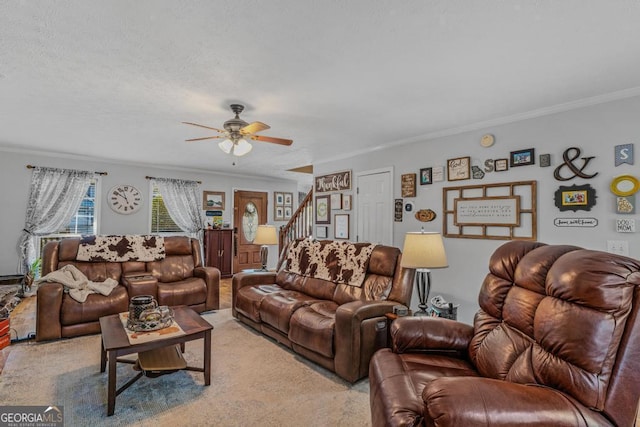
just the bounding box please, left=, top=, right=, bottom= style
left=495, top=158, right=509, bottom=172
left=275, top=206, right=284, bottom=221
left=334, top=214, right=349, bottom=239
left=510, top=148, right=535, bottom=167
left=420, top=167, right=433, bottom=185
left=330, top=193, right=342, bottom=210
left=447, top=157, right=470, bottom=181
left=315, top=195, right=330, bottom=224
left=274, top=192, right=284, bottom=205
left=284, top=192, right=293, bottom=206
left=316, top=226, right=328, bottom=239
left=284, top=206, right=292, bottom=220
left=203, top=191, right=225, bottom=210
left=343, top=195, right=352, bottom=210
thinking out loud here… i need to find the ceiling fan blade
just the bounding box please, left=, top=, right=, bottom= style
left=241, top=121, right=270, bottom=135
left=185, top=136, right=225, bottom=142
left=182, top=122, right=225, bottom=133
left=250, top=135, right=293, bottom=146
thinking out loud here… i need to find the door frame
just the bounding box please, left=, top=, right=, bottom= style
left=355, top=166, right=394, bottom=245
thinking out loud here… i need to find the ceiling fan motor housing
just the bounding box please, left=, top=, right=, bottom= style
left=224, top=104, right=248, bottom=134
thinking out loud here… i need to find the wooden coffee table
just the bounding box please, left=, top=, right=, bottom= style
left=99, top=305, right=213, bottom=416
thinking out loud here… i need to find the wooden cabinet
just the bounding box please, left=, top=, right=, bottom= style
left=204, top=229, right=233, bottom=278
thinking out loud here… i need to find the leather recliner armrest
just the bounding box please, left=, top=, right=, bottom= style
left=391, top=316, right=474, bottom=354
left=194, top=266, right=220, bottom=311
left=121, top=274, right=158, bottom=299
left=334, top=300, right=399, bottom=382
left=231, top=271, right=277, bottom=317
left=35, top=282, right=64, bottom=342
left=422, top=377, right=613, bottom=426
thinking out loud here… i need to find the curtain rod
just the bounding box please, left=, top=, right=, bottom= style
left=145, top=175, right=202, bottom=184
left=26, top=164, right=108, bottom=176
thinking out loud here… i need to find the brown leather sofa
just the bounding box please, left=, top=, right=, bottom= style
left=369, top=241, right=640, bottom=427
left=232, top=240, right=415, bottom=383
left=36, top=236, right=219, bottom=342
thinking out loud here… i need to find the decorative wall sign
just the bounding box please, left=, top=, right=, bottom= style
left=610, top=175, right=640, bottom=196
left=471, top=165, right=485, bottom=179
left=484, top=159, right=495, bottom=172
left=616, top=218, right=636, bottom=233
left=615, top=143, right=634, bottom=166
left=495, top=159, right=508, bottom=172
left=401, top=173, right=416, bottom=197
left=553, top=218, right=598, bottom=227
left=432, top=166, right=445, bottom=182
left=447, top=157, right=470, bottom=181
left=539, top=154, right=551, bottom=167
left=553, top=147, right=598, bottom=181
left=616, top=195, right=635, bottom=214
left=394, top=199, right=403, bottom=222
left=315, top=170, right=351, bottom=193
left=334, top=214, right=350, bottom=239
left=554, top=184, right=597, bottom=212
left=510, top=148, right=535, bottom=167
left=415, top=209, right=436, bottom=222
left=420, top=167, right=432, bottom=185
left=315, top=195, right=330, bottom=224
left=454, top=196, right=520, bottom=226
left=443, top=181, right=537, bottom=240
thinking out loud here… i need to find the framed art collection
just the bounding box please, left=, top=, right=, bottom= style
left=274, top=191, right=294, bottom=221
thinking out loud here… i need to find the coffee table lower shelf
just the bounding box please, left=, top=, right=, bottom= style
left=99, top=306, right=213, bottom=416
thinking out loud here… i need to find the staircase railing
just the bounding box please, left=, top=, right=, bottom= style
left=279, top=189, right=313, bottom=250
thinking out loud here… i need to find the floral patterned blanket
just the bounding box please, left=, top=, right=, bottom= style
left=76, top=235, right=165, bottom=262
left=285, top=239, right=375, bottom=287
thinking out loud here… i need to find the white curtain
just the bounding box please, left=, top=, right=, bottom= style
left=151, top=178, right=205, bottom=246
left=17, top=167, right=94, bottom=274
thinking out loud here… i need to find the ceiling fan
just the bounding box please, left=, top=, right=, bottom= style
left=183, top=104, right=293, bottom=157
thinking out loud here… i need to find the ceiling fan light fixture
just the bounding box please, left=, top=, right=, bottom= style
left=233, top=138, right=253, bottom=156
left=218, top=139, right=234, bottom=154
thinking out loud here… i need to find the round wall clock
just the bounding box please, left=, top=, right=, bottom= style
left=108, top=184, right=142, bottom=214
left=480, top=134, right=495, bottom=148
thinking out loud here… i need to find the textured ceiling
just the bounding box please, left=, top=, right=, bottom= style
left=1, top=1, right=640, bottom=184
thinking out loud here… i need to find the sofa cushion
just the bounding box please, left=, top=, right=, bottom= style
left=157, top=277, right=206, bottom=307
left=260, top=290, right=319, bottom=333
left=147, top=255, right=196, bottom=283
left=60, top=285, right=129, bottom=326
left=289, top=301, right=339, bottom=358
left=235, top=285, right=284, bottom=322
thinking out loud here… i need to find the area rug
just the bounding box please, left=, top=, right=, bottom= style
left=0, top=309, right=371, bottom=426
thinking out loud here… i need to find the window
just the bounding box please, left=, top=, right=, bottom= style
left=150, top=185, right=183, bottom=233
left=39, top=180, right=99, bottom=254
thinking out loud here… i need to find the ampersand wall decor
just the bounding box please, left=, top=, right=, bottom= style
left=553, top=147, right=598, bottom=181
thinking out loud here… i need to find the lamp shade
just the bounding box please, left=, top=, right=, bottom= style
left=253, top=224, right=278, bottom=245
left=233, top=138, right=253, bottom=156
left=218, top=139, right=234, bottom=154
left=400, top=231, right=448, bottom=269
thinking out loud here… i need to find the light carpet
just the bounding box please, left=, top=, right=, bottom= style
left=0, top=309, right=371, bottom=426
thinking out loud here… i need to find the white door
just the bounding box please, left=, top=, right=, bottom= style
left=356, top=168, right=393, bottom=245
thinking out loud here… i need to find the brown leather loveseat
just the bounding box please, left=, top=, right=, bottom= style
left=369, top=241, right=640, bottom=427
left=233, top=239, right=415, bottom=382
left=36, top=235, right=219, bottom=342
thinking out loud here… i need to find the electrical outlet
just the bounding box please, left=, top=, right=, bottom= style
left=607, top=240, right=629, bottom=256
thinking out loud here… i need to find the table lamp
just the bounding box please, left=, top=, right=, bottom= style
left=400, top=229, right=448, bottom=316
left=253, top=225, right=279, bottom=271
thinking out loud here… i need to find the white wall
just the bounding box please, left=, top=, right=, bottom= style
left=315, top=95, right=640, bottom=324
left=0, top=150, right=297, bottom=275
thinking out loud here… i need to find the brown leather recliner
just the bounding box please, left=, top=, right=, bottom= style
left=369, top=241, right=640, bottom=427
left=36, top=236, right=219, bottom=341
